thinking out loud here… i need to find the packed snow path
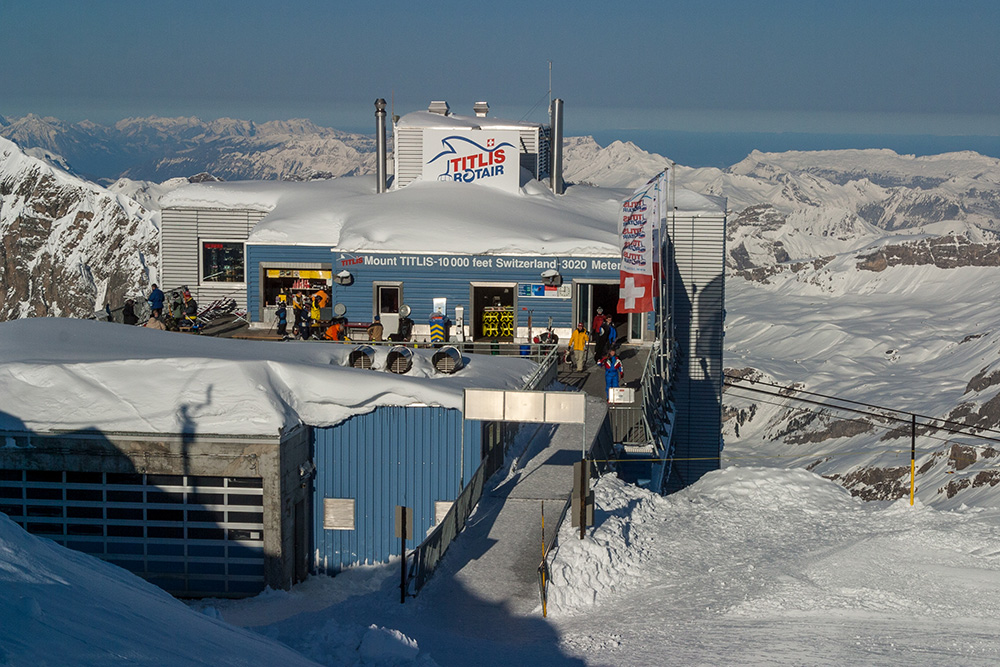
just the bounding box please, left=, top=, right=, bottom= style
left=417, top=395, right=608, bottom=619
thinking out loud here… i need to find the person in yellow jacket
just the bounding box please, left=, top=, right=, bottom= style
left=567, top=322, right=589, bottom=372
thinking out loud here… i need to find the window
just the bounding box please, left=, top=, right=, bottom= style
left=201, top=241, right=245, bottom=283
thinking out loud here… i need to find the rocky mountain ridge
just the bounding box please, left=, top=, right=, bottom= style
left=0, top=137, right=159, bottom=319
left=0, top=114, right=377, bottom=182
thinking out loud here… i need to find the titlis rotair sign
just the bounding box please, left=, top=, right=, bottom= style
left=422, top=129, right=520, bottom=192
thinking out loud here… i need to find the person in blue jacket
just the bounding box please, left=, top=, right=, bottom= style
left=600, top=347, right=624, bottom=393
left=275, top=297, right=288, bottom=338
left=148, top=283, right=165, bottom=318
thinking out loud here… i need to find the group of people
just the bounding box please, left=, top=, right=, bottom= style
left=106, top=283, right=198, bottom=332
left=274, top=290, right=396, bottom=343
left=567, top=306, right=624, bottom=392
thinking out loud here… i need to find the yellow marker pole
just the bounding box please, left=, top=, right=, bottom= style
left=909, top=414, right=916, bottom=506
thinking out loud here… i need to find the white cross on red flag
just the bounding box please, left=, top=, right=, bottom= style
left=617, top=172, right=665, bottom=314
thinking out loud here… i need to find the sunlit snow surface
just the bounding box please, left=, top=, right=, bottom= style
left=176, top=468, right=1000, bottom=666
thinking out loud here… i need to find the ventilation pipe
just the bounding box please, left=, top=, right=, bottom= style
left=348, top=345, right=376, bottom=370
left=386, top=346, right=413, bottom=374
left=473, top=101, right=489, bottom=118
left=432, top=346, right=464, bottom=374
left=375, top=98, right=388, bottom=193
left=550, top=98, right=564, bottom=195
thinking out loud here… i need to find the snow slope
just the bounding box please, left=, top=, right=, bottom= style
left=0, top=512, right=318, bottom=666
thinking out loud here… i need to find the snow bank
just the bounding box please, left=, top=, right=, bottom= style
left=0, top=513, right=317, bottom=666
left=0, top=318, right=535, bottom=435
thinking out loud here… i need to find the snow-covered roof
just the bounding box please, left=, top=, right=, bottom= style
left=0, top=318, right=536, bottom=436
left=160, top=176, right=726, bottom=256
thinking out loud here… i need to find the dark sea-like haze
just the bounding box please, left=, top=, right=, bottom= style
left=587, top=130, right=1000, bottom=169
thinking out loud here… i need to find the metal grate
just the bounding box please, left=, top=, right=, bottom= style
left=0, top=470, right=265, bottom=598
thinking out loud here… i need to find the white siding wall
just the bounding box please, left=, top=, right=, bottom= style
left=160, top=207, right=266, bottom=310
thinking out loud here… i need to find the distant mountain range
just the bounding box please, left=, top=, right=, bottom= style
left=0, top=114, right=377, bottom=182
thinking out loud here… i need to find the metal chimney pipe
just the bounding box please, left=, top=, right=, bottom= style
left=375, top=98, right=388, bottom=193
left=550, top=98, right=564, bottom=195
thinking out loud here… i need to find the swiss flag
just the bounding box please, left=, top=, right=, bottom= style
left=617, top=273, right=654, bottom=313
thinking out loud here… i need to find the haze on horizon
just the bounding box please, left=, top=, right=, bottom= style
left=1, top=0, right=998, bottom=137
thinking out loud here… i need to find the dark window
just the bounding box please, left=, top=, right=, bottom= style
left=67, top=524, right=104, bottom=536
left=107, top=525, right=144, bottom=538
left=189, top=545, right=224, bottom=558
left=147, top=474, right=184, bottom=486
left=0, top=469, right=23, bottom=481
left=188, top=492, right=224, bottom=506
left=227, top=494, right=263, bottom=507
left=67, top=489, right=103, bottom=502
left=147, top=560, right=185, bottom=574
left=201, top=241, right=245, bottom=283
left=66, top=472, right=102, bottom=484
left=189, top=476, right=225, bottom=488
left=147, top=509, right=184, bottom=522
left=226, top=477, right=263, bottom=488
left=147, top=491, right=184, bottom=504
left=187, top=510, right=225, bottom=523
left=189, top=562, right=225, bottom=575
left=227, top=511, right=263, bottom=524
left=107, top=491, right=143, bottom=503
left=188, top=527, right=225, bottom=540
left=0, top=487, right=22, bottom=499
left=107, top=473, right=143, bottom=486
left=67, top=506, right=103, bottom=519
left=147, top=526, right=184, bottom=539
left=227, top=563, right=264, bottom=576
left=148, top=543, right=185, bottom=556
left=27, top=505, right=63, bottom=517
left=26, top=487, right=62, bottom=500
left=107, top=507, right=143, bottom=521
left=26, top=470, right=62, bottom=483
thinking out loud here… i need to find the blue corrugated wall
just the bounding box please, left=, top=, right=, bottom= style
left=246, top=246, right=618, bottom=327
left=312, top=406, right=483, bottom=572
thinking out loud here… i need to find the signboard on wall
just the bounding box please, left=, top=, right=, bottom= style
left=422, top=129, right=520, bottom=192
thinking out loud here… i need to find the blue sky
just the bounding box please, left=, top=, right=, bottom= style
left=2, top=0, right=998, bottom=136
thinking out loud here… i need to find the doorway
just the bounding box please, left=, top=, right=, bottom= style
left=374, top=282, right=402, bottom=336
left=576, top=281, right=629, bottom=340
left=471, top=283, right=516, bottom=341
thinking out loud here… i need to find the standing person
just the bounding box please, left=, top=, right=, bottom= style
left=122, top=299, right=138, bottom=325
left=309, top=293, right=322, bottom=328
left=182, top=291, right=199, bottom=330
left=148, top=283, right=165, bottom=318
left=292, top=292, right=305, bottom=331
left=607, top=318, right=618, bottom=351
left=600, top=347, right=624, bottom=394
left=275, top=297, right=288, bottom=338
left=366, top=315, right=384, bottom=341
left=300, top=309, right=313, bottom=340
left=590, top=307, right=604, bottom=339
left=567, top=322, right=589, bottom=372
left=594, top=316, right=611, bottom=362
